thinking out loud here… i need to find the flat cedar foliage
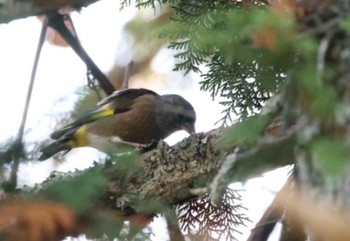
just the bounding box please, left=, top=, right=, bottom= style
left=1, top=0, right=350, bottom=241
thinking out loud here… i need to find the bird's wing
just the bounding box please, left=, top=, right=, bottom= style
left=97, top=88, right=158, bottom=107
left=50, top=88, right=159, bottom=140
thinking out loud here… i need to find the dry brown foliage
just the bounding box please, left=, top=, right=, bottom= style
left=0, top=199, right=75, bottom=241
left=275, top=186, right=350, bottom=241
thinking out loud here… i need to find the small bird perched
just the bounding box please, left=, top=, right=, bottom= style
left=39, top=88, right=196, bottom=160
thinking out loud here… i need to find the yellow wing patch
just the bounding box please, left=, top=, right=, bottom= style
left=90, top=104, right=115, bottom=120
left=68, top=125, right=90, bottom=148
left=66, top=105, right=116, bottom=148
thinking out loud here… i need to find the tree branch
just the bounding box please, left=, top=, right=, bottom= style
left=0, top=0, right=101, bottom=23
left=17, top=120, right=298, bottom=240
left=46, top=12, right=115, bottom=95
left=87, top=123, right=296, bottom=212
left=210, top=132, right=296, bottom=205
left=100, top=131, right=224, bottom=211
left=9, top=14, right=48, bottom=189
left=34, top=121, right=297, bottom=213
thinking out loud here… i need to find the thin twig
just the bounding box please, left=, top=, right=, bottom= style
left=87, top=70, right=103, bottom=100
left=210, top=148, right=241, bottom=205
left=122, top=61, right=134, bottom=89
left=10, top=16, right=48, bottom=187
left=317, top=33, right=332, bottom=83
left=299, top=16, right=342, bottom=38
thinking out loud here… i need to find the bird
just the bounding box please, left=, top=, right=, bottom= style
left=39, top=88, right=196, bottom=160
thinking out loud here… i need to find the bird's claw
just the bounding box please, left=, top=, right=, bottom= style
left=136, top=140, right=159, bottom=153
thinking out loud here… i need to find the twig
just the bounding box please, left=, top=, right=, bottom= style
left=276, top=184, right=349, bottom=241
left=210, top=148, right=241, bottom=205
left=122, top=61, right=134, bottom=89
left=10, top=16, right=48, bottom=187
left=299, top=16, right=342, bottom=38
left=46, top=11, right=115, bottom=96
left=246, top=178, right=296, bottom=241
left=63, top=14, right=103, bottom=100
left=164, top=208, right=185, bottom=241
left=87, top=69, right=103, bottom=100
left=316, top=33, right=332, bottom=84
left=189, top=187, right=208, bottom=196
left=210, top=132, right=297, bottom=205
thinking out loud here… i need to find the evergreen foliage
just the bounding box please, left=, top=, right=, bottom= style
left=130, top=0, right=293, bottom=121
left=2, top=0, right=350, bottom=240
left=176, top=189, right=247, bottom=241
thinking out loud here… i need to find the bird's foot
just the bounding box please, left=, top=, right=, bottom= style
left=136, top=140, right=159, bottom=153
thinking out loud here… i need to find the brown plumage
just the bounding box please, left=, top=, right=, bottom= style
left=39, top=88, right=196, bottom=160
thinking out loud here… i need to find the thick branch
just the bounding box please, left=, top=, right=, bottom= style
left=98, top=125, right=296, bottom=212
left=19, top=121, right=297, bottom=240
left=101, top=131, right=224, bottom=211
left=33, top=120, right=297, bottom=219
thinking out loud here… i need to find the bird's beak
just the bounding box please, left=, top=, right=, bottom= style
left=183, top=123, right=196, bottom=134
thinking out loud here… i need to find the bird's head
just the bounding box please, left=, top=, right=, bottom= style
left=157, top=94, right=196, bottom=136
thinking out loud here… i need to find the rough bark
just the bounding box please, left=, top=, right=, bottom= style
left=89, top=124, right=294, bottom=212
left=36, top=122, right=296, bottom=215
left=101, top=130, right=225, bottom=211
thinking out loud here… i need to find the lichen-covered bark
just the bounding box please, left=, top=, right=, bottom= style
left=95, top=123, right=296, bottom=212
left=102, top=130, right=224, bottom=211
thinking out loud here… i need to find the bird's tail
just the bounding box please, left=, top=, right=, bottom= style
left=38, top=125, right=81, bottom=161
left=38, top=140, right=72, bottom=161
left=39, top=103, right=116, bottom=160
